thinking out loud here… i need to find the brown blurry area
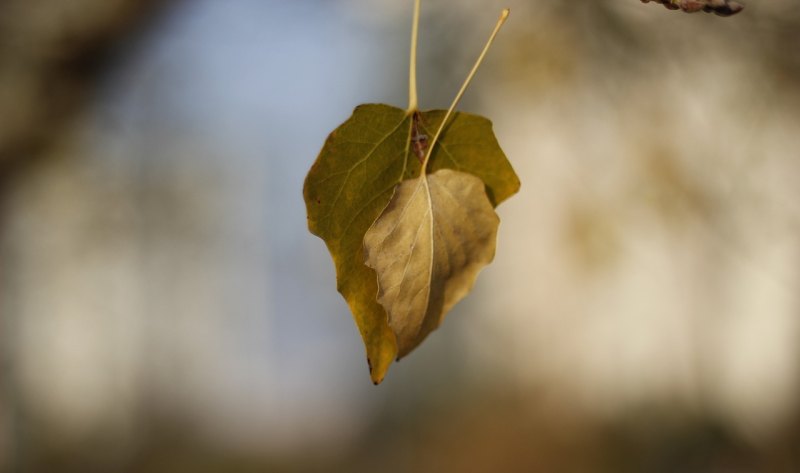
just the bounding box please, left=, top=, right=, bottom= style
left=0, top=0, right=168, bottom=176
left=2, top=0, right=800, bottom=471
left=0, top=1, right=172, bottom=470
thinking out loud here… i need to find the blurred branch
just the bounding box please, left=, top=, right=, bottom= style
left=640, top=0, right=744, bottom=16
left=0, top=0, right=173, bottom=181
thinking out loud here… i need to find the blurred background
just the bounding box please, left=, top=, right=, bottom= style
left=1, top=0, right=799, bottom=471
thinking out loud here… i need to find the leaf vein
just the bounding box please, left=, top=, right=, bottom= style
left=338, top=184, right=398, bottom=244
left=324, top=118, right=408, bottom=226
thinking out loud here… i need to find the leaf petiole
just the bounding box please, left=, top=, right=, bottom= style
left=422, top=8, right=509, bottom=172
left=408, top=0, right=421, bottom=112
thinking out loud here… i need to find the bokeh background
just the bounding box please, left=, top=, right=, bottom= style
left=1, top=0, right=799, bottom=471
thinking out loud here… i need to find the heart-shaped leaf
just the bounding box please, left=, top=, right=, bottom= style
left=303, top=3, right=516, bottom=383
left=363, top=169, right=500, bottom=358
left=304, top=105, right=517, bottom=383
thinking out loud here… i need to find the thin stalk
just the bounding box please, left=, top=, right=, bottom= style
left=408, top=0, right=421, bottom=112
left=422, top=8, right=509, bottom=172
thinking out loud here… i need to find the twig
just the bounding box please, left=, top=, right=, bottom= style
left=640, top=0, right=744, bottom=16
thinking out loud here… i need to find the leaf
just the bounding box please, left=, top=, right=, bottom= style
left=303, top=104, right=518, bottom=383
left=363, top=169, right=500, bottom=358
left=304, top=4, right=514, bottom=383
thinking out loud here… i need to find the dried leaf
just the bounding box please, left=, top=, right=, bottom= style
left=304, top=4, right=515, bottom=383
left=303, top=104, right=517, bottom=383
left=363, top=169, right=499, bottom=358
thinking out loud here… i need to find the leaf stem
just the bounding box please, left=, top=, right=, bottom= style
left=408, top=0, right=421, bottom=112
left=422, top=8, right=509, bottom=172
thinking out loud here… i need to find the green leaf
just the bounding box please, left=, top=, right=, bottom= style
left=418, top=109, right=519, bottom=206
left=303, top=103, right=518, bottom=383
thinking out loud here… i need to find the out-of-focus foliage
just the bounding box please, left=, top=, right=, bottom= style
left=0, top=0, right=166, bottom=172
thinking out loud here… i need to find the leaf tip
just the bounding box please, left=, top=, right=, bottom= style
left=368, top=357, right=382, bottom=385
left=370, top=368, right=385, bottom=385
left=367, top=346, right=395, bottom=385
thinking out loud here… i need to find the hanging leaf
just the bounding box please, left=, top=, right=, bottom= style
left=363, top=169, right=500, bottom=358
left=303, top=3, right=516, bottom=383
left=304, top=105, right=517, bottom=383
left=303, top=104, right=407, bottom=384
